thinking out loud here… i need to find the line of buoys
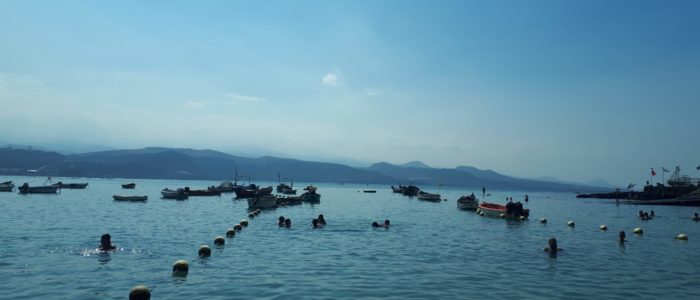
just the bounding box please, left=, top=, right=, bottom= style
left=129, top=285, right=151, bottom=300
left=633, top=227, right=643, bottom=234
left=248, top=213, right=255, bottom=218
left=172, top=259, right=189, bottom=277
left=567, top=221, right=575, bottom=227
left=676, top=233, right=688, bottom=240
left=240, top=220, right=249, bottom=227
left=234, top=224, right=242, bottom=231
left=540, top=218, right=547, bottom=224
left=600, top=225, right=607, bottom=231
left=214, top=236, right=225, bottom=246
left=226, top=228, right=235, bottom=238
left=199, top=245, right=211, bottom=257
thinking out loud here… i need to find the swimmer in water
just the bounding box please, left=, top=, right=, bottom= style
left=384, top=220, right=390, bottom=228
left=99, top=234, right=117, bottom=251
left=312, top=218, right=320, bottom=228
left=371, top=221, right=381, bottom=227
left=317, top=214, right=326, bottom=226
left=693, top=213, right=700, bottom=221
left=619, top=230, right=626, bottom=243
left=543, top=237, right=561, bottom=254
left=284, top=218, right=291, bottom=228
left=278, top=216, right=285, bottom=227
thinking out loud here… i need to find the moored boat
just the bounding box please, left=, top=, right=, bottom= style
left=161, top=188, right=189, bottom=200
left=247, top=194, right=279, bottom=209
left=301, top=185, right=321, bottom=203
left=402, top=185, right=420, bottom=197
left=235, top=185, right=273, bottom=198
left=188, top=187, right=222, bottom=196
left=113, top=195, right=148, bottom=202
left=18, top=183, right=59, bottom=194
left=391, top=185, right=404, bottom=193
left=0, top=181, right=15, bottom=192
left=478, top=201, right=529, bottom=219
left=279, top=195, right=303, bottom=205
left=457, top=194, right=479, bottom=210
left=363, top=190, right=377, bottom=193
left=417, top=191, right=441, bottom=201
left=122, top=183, right=136, bottom=189
left=53, top=182, right=88, bottom=189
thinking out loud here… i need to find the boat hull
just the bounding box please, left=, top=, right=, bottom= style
left=18, top=185, right=58, bottom=194
left=247, top=195, right=279, bottom=209
left=122, top=183, right=136, bottom=189
left=457, top=197, right=479, bottom=210
left=417, top=193, right=441, bottom=201
left=301, top=193, right=321, bottom=203
left=113, top=195, right=148, bottom=201
left=0, top=184, right=14, bottom=192
left=55, top=183, right=88, bottom=189
left=478, top=202, right=529, bottom=219
left=161, top=189, right=188, bottom=200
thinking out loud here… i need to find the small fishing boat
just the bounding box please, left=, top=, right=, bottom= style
left=279, top=195, right=303, bottom=206
left=18, top=183, right=59, bottom=194
left=122, top=183, right=136, bottom=189
left=113, top=195, right=148, bottom=202
left=161, top=188, right=189, bottom=200
left=0, top=181, right=15, bottom=192
left=280, top=188, right=297, bottom=195
left=478, top=201, right=529, bottom=219
left=187, top=187, right=222, bottom=196
left=417, top=191, right=441, bottom=202
left=301, top=185, right=321, bottom=203
left=215, top=181, right=246, bottom=193
left=235, top=186, right=273, bottom=198
left=53, top=182, right=88, bottom=189
left=391, top=185, right=404, bottom=193
left=457, top=194, right=479, bottom=210
left=276, top=182, right=293, bottom=193
left=247, top=195, right=279, bottom=209
left=402, top=185, right=420, bottom=197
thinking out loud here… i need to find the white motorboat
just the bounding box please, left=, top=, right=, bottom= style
left=247, top=195, right=279, bottom=209
left=417, top=191, right=441, bottom=202
left=457, top=194, right=479, bottom=210
left=0, top=181, right=15, bottom=192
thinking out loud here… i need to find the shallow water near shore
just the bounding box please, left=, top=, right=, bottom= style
left=1, top=177, right=699, bottom=299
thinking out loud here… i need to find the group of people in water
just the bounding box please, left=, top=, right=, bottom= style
left=638, top=210, right=656, bottom=220
left=371, top=220, right=391, bottom=228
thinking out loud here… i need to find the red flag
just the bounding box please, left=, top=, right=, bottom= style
left=651, top=168, right=656, bottom=176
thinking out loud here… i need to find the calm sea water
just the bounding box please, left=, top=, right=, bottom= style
left=1, top=177, right=699, bottom=299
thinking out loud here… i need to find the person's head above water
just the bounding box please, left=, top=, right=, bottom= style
left=317, top=214, right=326, bottom=224
left=100, top=234, right=116, bottom=250
left=546, top=237, right=560, bottom=253
left=384, top=220, right=390, bottom=227
left=284, top=218, right=291, bottom=228
left=278, top=216, right=285, bottom=224
left=619, top=230, right=626, bottom=242
left=372, top=222, right=380, bottom=227
left=312, top=218, right=319, bottom=228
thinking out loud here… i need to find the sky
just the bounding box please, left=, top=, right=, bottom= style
left=0, top=0, right=698, bottom=186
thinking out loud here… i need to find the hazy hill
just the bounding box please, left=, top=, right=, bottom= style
left=0, top=146, right=607, bottom=192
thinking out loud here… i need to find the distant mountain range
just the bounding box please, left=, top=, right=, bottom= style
left=0, top=146, right=608, bottom=192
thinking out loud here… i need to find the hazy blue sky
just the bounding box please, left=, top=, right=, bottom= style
left=0, top=0, right=698, bottom=185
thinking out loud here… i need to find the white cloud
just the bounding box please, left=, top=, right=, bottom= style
left=184, top=101, right=205, bottom=109
left=364, top=88, right=380, bottom=97
left=225, top=92, right=268, bottom=103
left=322, top=73, right=340, bottom=86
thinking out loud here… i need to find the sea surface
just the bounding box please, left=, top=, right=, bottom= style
left=1, top=177, right=699, bottom=299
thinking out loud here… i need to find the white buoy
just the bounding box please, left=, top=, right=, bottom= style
left=499, top=213, right=506, bottom=218
left=172, top=260, right=189, bottom=277
left=199, top=245, right=211, bottom=257
left=214, top=236, right=225, bottom=246
left=633, top=227, right=643, bottom=234
left=226, top=228, right=235, bottom=238
left=479, top=211, right=484, bottom=216
left=234, top=224, right=242, bottom=231
left=129, top=285, right=151, bottom=300
left=540, top=218, right=547, bottom=224
left=240, top=220, right=249, bottom=227
left=600, top=225, right=607, bottom=230
left=676, top=233, right=688, bottom=240
left=567, top=221, right=575, bottom=227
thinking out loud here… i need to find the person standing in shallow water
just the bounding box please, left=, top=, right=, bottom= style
left=619, top=230, right=626, bottom=243
left=99, top=234, right=117, bottom=251
left=543, top=237, right=561, bottom=254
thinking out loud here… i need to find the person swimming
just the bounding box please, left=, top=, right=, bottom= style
left=284, top=218, right=291, bottom=228
left=643, top=212, right=652, bottom=220
left=317, top=214, right=326, bottom=226
left=619, top=230, right=626, bottom=243
left=693, top=213, right=700, bottom=221
left=312, top=218, right=320, bottom=228
left=650, top=210, right=655, bottom=217
left=638, top=211, right=644, bottom=219
left=543, top=237, right=561, bottom=254
left=384, top=220, right=390, bottom=228
left=99, top=234, right=117, bottom=251
left=371, top=221, right=381, bottom=227
left=278, top=216, right=285, bottom=227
